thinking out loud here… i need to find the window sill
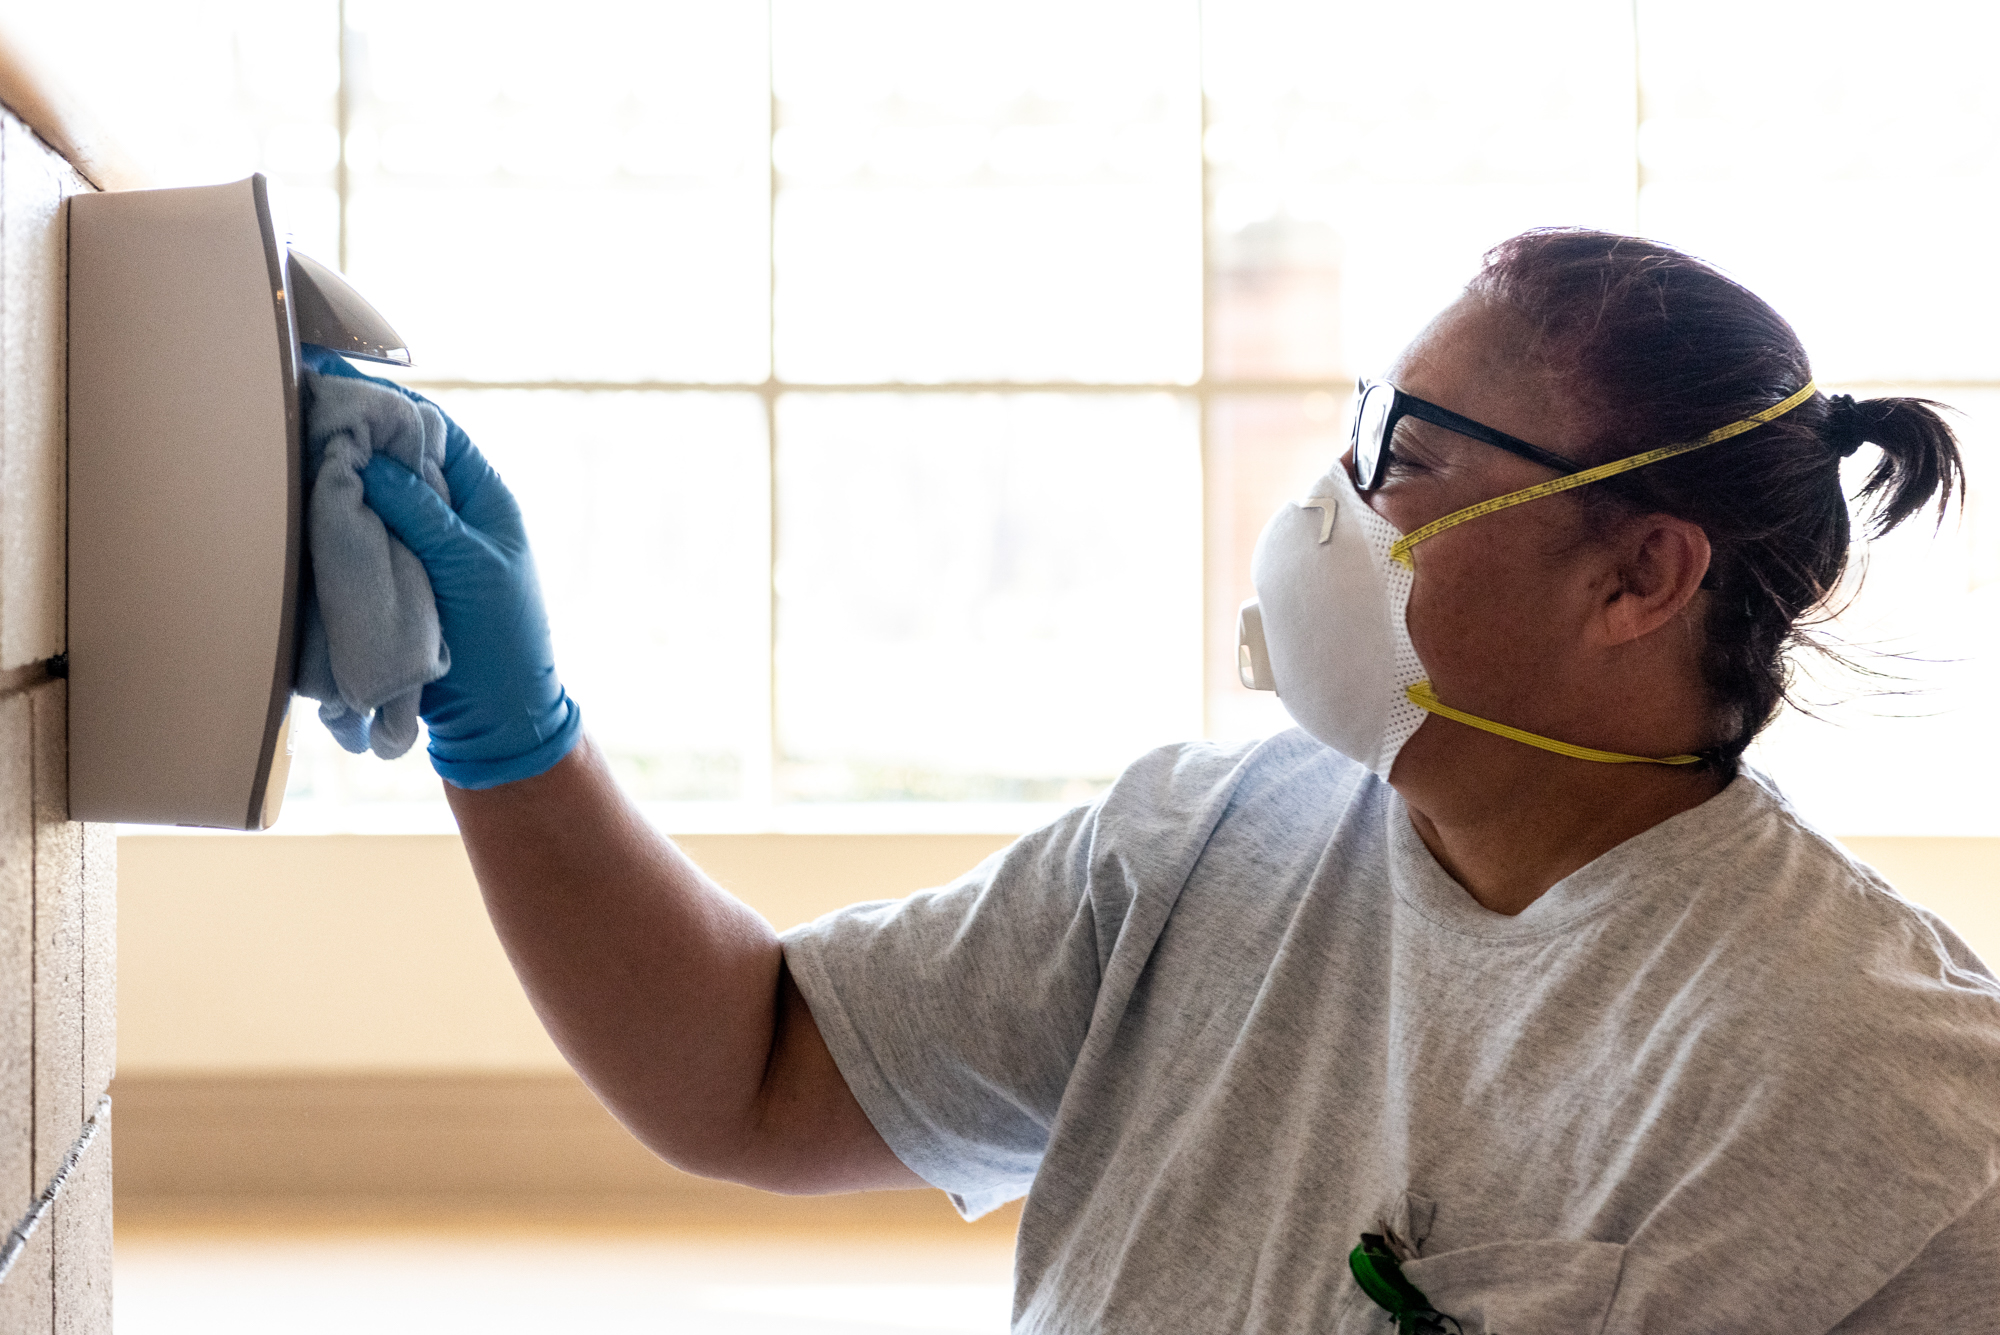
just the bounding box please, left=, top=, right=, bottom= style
left=122, top=799, right=1076, bottom=838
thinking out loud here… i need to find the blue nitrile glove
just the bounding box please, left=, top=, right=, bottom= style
left=302, top=345, right=582, bottom=789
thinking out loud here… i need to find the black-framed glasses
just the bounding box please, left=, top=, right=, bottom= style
left=1349, top=377, right=1581, bottom=492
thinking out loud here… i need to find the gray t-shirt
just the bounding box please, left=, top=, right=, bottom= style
left=782, top=731, right=2000, bottom=1333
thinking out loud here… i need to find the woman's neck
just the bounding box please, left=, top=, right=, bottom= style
left=1390, top=724, right=1727, bottom=915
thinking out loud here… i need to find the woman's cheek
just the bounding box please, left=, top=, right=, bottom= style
left=1404, top=566, right=1487, bottom=689
left=1406, top=548, right=1548, bottom=703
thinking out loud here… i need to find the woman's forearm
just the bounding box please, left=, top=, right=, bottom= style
left=443, top=734, right=919, bottom=1192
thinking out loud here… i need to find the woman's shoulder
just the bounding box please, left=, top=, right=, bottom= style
left=1727, top=770, right=1994, bottom=973
left=1066, top=730, right=1373, bottom=910
left=1678, top=769, right=2000, bottom=1066
left=1093, top=729, right=1372, bottom=839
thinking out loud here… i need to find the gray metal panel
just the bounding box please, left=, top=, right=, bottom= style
left=67, top=177, right=296, bottom=828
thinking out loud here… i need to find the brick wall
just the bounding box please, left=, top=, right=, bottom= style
left=0, top=108, right=114, bottom=1335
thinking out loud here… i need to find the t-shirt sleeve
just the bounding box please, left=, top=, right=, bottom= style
left=780, top=740, right=1259, bottom=1220
left=781, top=807, right=1106, bottom=1219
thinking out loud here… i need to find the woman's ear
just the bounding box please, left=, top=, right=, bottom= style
left=1597, top=514, right=1711, bottom=648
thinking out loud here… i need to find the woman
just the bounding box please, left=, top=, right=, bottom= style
left=341, top=229, right=2000, bottom=1332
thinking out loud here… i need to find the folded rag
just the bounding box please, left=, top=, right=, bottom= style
left=294, top=365, right=453, bottom=758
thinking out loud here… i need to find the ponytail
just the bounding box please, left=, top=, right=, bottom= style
left=1824, top=394, right=1964, bottom=537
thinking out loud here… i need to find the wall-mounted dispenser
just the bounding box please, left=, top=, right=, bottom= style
left=67, top=174, right=410, bottom=829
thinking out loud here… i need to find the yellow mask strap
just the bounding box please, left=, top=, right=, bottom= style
left=1388, top=381, right=1818, bottom=568
left=1406, top=681, right=1703, bottom=766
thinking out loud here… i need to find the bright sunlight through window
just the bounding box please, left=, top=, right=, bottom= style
left=27, top=0, right=2000, bottom=835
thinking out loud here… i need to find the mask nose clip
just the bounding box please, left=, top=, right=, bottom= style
left=1299, top=496, right=1339, bottom=544
left=1237, top=599, right=1275, bottom=691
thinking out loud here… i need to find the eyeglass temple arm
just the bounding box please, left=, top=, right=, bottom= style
left=1403, top=399, right=1582, bottom=476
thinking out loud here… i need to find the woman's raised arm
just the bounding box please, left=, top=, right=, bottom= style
left=445, top=734, right=921, bottom=1193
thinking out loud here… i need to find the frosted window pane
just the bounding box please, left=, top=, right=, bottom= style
left=1636, top=0, right=2000, bottom=382
left=286, top=391, right=770, bottom=815
left=439, top=391, right=770, bottom=799
left=772, top=0, right=1201, bottom=384
left=343, top=0, right=769, bottom=382
left=1205, top=393, right=1351, bottom=743
left=775, top=394, right=1202, bottom=801
left=1203, top=0, right=1638, bottom=380
left=1750, top=388, right=2000, bottom=835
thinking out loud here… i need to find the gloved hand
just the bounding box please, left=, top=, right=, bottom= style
left=303, top=345, right=582, bottom=789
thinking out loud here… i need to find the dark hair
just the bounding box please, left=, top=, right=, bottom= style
left=1468, top=228, right=1964, bottom=771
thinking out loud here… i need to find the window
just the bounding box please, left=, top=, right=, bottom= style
left=43, top=0, right=2000, bottom=835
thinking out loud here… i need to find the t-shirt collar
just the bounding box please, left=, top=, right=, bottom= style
left=1383, top=773, right=1769, bottom=939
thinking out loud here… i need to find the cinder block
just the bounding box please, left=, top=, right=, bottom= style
left=30, top=680, right=83, bottom=1185
left=0, top=102, right=106, bottom=1335
left=0, top=112, right=73, bottom=670
left=0, top=1210, right=53, bottom=1334
left=0, top=692, right=31, bottom=1214
left=79, top=826, right=113, bottom=1106
left=51, top=1108, right=111, bottom=1335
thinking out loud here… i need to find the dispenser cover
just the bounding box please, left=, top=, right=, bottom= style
left=68, top=176, right=299, bottom=828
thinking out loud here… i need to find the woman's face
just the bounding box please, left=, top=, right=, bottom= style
left=1359, top=294, right=1625, bottom=759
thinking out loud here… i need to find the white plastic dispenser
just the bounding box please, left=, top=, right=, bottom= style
left=67, top=174, right=411, bottom=829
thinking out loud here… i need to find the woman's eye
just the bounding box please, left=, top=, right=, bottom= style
left=1383, top=424, right=1429, bottom=474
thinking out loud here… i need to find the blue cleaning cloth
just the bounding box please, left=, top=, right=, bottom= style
left=294, top=365, right=453, bottom=758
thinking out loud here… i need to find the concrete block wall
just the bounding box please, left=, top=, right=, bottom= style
left=0, top=109, right=114, bottom=1335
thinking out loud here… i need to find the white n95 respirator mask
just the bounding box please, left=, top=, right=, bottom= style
left=1238, top=466, right=1429, bottom=780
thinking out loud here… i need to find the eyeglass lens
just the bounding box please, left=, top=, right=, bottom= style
left=1352, top=384, right=1396, bottom=490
